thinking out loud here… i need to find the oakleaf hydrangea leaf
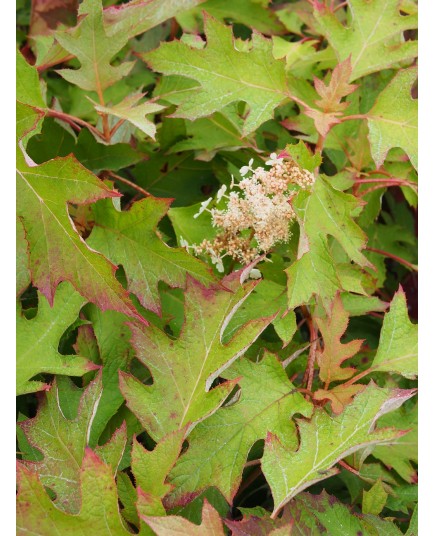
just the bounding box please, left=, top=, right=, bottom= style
left=286, top=176, right=370, bottom=309
left=87, top=197, right=215, bottom=314
left=56, top=0, right=134, bottom=92
left=166, top=354, right=312, bottom=507
left=16, top=282, right=97, bottom=395
left=367, top=68, right=418, bottom=170
left=314, top=294, right=363, bottom=384
left=142, top=500, right=225, bottom=536
left=314, top=0, right=418, bottom=81
left=18, top=373, right=104, bottom=513
left=143, top=15, right=289, bottom=135
left=372, top=401, right=418, bottom=483
left=16, top=217, right=31, bottom=296
left=305, top=57, right=358, bottom=136
left=16, top=49, right=45, bottom=108
left=17, top=145, right=144, bottom=322
left=93, top=94, right=165, bottom=140
left=370, top=287, right=417, bottom=378
left=17, top=448, right=134, bottom=535
left=83, top=307, right=135, bottom=446
left=313, top=384, right=366, bottom=415
left=262, top=384, right=416, bottom=515
left=120, top=271, right=275, bottom=441
left=103, top=0, right=205, bottom=39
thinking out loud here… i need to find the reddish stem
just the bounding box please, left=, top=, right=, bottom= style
left=107, top=172, right=152, bottom=197
left=43, top=108, right=104, bottom=139
left=366, top=247, right=418, bottom=271
left=338, top=460, right=360, bottom=476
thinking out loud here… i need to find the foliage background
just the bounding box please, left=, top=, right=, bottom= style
left=16, top=0, right=418, bottom=534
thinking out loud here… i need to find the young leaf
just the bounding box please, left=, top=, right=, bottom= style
left=93, top=94, right=165, bottom=140
left=314, top=0, right=418, bottom=81
left=143, top=16, right=289, bottom=135
left=305, top=57, right=358, bottom=137
left=17, top=146, right=144, bottom=322
left=315, top=294, right=364, bottom=384
left=166, top=354, right=313, bottom=507
left=18, top=373, right=104, bottom=513
left=87, top=197, right=215, bottom=314
left=120, top=271, right=276, bottom=441
left=17, top=448, right=134, bottom=534
left=367, top=68, right=418, bottom=170
left=313, top=384, right=366, bottom=415
left=56, top=0, right=134, bottom=92
left=142, top=500, right=225, bottom=536
left=370, top=287, right=417, bottom=378
left=16, top=282, right=97, bottom=395
left=262, top=384, right=416, bottom=515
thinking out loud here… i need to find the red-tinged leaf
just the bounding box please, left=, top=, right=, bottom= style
left=165, top=354, right=312, bottom=508
left=313, top=58, right=357, bottom=113
left=141, top=499, right=225, bottom=536
left=18, top=373, right=104, bottom=513
left=315, top=294, right=364, bottom=385
left=17, top=144, right=145, bottom=322
left=87, top=196, right=216, bottom=315
left=120, top=271, right=276, bottom=441
left=17, top=448, right=133, bottom=535
left=30, top=0, right=78, bottom=37
left=305, top=58, right=358, bottom=136
left=314, top=384, right=366, bottom=414
left=16, top=282, right=98, bottom=395
left=262, top=384, right=417, bottom=515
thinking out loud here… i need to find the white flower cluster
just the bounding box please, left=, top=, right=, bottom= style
left=182, top=152, right=316, bottom=271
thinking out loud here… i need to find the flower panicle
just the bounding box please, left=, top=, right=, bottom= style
left=186, top=152, right=316, bottom=270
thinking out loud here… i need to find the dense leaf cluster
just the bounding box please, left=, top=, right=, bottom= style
left=16, top=0, right=417, bottom=534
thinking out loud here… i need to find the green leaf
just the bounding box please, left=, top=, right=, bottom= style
left=87, top=197, right=216, bottom=314
left=370, top=287, right=417, bottom=378
left=367, top=68, right=418, bottom=169
left=16, top=145, right=144, bottom=322
left=142, top=500, right=225, bottom=536
left=262, top=384, right=416, bottom=514
left=143, top=16, right=289, bottom=134
left=103, top=0, right=205, bottom=40
left=120, top=271, right=275, bottom=441
left=56, top=0, right=134, bottom=92
left=362, top=479, right=388, bottom=515
left=166, top=354, right=312, bottom=507
left=286, top=176, right=370, bottom=309
left=17, top=448, right=134, bottom=534
left=16, top=49, right=45, bottom=107
left=372, top=401, right=418, bottom=483
left=314, top=0, right=417, bottom=81
left=83, top=307, right=136, bottom=446
left=16, top=218, right=31, bottom=296
left=16, top=282, right=97, bottom=395
left=93, top=94, right=165, bottom=140
left=18, top=373, right=104, bottom=513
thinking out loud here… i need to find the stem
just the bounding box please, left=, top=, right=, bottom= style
left=43, top=108, right=104, bottom=140
left=340, top=113, right=367, bottom=122
left=353, top=177, right=417, bottom=187
left=366, top=247, right=418, bottom=271
left=338, top=460, right=360, bottom=476
left=95, top=85, right=110, bottom=141
left=107, top=172, right=152, bottom=197
left=109, top=119, right=126, bottom=139
left=341, top=367, right=373, bottom=388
